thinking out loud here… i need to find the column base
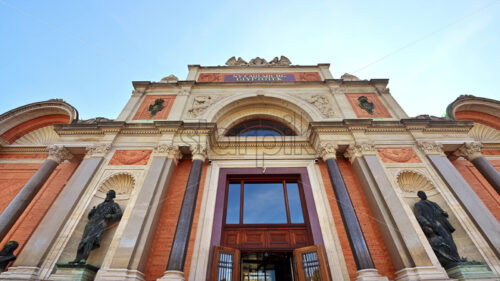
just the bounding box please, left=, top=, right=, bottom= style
left=156, top=270, right=185, bottom=281
left=356, top=269, right=389, bottom=281
left=0, top=266, right=40, bottom=280
left=395, top=266, right=450, bottom=281
left=94, top=268, right=145, bottom=281
left=48, top=263, right=99, bottom=281
left=446, top=264, right=498, bottom=281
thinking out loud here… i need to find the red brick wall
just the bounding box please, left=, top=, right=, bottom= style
left=144, top=160, right=207, bottom=281
left=0, top=163, right=41, bottom=214
left=452, top=159, right=500, bottom=221
left=0, top=159, right=80, bottom=257
left=319, top=159, right=396, bottom=280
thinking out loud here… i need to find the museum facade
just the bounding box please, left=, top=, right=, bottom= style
left=0, top=56, right=498, bottom=281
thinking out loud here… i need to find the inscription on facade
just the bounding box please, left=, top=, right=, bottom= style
left=197, top=72, right=322, bottom=83
left=224, top=74, right=294, bottom=82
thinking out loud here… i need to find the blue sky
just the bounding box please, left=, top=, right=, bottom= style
left=1, top=0, right=499, bottom=119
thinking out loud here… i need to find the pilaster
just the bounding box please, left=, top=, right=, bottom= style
left=318, top=142, right=388, bottom=281
left=0, top=144, right=107, bottom=280
left=96, top=145, right=181, bottom=280
left=418, top=141, right=500, bottom=255
left=345, top=142, right=449, bottom=280
left=0, top=145, right=73, bottom=241
left=454, top=142, right=500, bottom=194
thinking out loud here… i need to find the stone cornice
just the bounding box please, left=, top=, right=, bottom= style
left=310, top=119, right=473, bottom=135
left=54, top=121, right=215, bottom=136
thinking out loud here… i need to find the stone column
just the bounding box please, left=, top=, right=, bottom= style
left=159, top=145, right=207, bottom=281
left=0, top=144, right=110, bottom=281
left=454, top=142, right=500, bottom=194
left=345, top=143, right=448, bottom=281
left=419, top=141, right=500, bottom=255
left=318, top=143, right=388, bottom=281
left=0, top=145, right=73, bottom=241
left=96, top=145, right=182, bottom=281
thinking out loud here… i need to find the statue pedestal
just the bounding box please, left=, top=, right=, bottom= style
left=446, top=264, right=497, bottom=280
left=48, top=263, right=99, bottom=281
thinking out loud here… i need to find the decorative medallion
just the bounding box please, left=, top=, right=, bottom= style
left=148, top=99, right=164, bottom=116
left=377, top=148, right=421, bottom=163
left=358, top=96, right=375, bottom=114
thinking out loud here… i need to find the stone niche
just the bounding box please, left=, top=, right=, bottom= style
left=395, top=170, right=484, bottom=263
left=50, top=173, right=135, bottom=279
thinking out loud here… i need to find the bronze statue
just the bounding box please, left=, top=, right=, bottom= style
left=0, top=241, right=18, bottom=271
left=414, top=191, right=461, bottom=268
left=71, top=190, right=122, bottom=264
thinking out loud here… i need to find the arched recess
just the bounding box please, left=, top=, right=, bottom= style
left=447, top=95, right=500, bottom=130
left=206, top=93, right=318, bottom=136
left=0, top=99, right=78, bottom=144
left=55, top=172, right=135, bottom=268
left=395, top=170, right=485, bottom=262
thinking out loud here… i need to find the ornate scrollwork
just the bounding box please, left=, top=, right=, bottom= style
left=416, top=141, right=444, bottom=156
left=454, top=142, right=482, bottom=161
left=344, top=142, right=376, bottom=161
left=225, top=56, right=291, bottom=66
left=85, top=143, right=111, bottom=159
left=190, top=144, right=208, bottom=161
left=47, top=145, right=73, bottom=163
left=317, top=142, right=337, bottom=160
left=154, top=144, right=182, bottom=162
left=298, top=94, right=335, bottom=118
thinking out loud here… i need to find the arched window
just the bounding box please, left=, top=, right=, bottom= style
left=225, top=118, right=297, bottom=136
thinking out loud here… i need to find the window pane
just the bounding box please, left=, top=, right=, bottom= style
left=243, top=182, right=287, bottom=224
left=240, top=128, right=282, bottom=136
left=286, top=182, right=305, bottom=223
left=226, top=182, right=240, bottom=224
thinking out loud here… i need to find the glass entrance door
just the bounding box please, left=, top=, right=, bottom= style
left=241, top=252, right=294, bottom=281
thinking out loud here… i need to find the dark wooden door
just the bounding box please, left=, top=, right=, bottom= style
left=210, top=246, right=240, bottom=281
left=293, top=245, right=331, bottom=281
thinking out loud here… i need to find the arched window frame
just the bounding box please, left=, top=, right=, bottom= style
left=225, top=118, right=297, bottom=136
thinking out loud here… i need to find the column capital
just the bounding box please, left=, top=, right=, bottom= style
left=154, top=144, right=182, bottom=163
left=344, top=142, right=376, bottom=162
left=454, top=142, right=483, bottom=161
left=190, top=144, right=207, bottom=162
left=85, top=143, right=111, bottom=159
left=47, top=145, right=73, bottom=163
left=317, top=142, right=337, bottom=160
left=416, top=141, right=445, bottom=156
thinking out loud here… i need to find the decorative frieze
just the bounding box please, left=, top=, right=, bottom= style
left=109, top=150, right=152, bottom=166
left=317, top=142, right=337, bottom=160
left=377, top=148, right=421, bottom=163
left=416, top=141, right=445, bottom=156
left=47, top=145, right=73, bottom=163
left=454, top=142, right=483, bottom=161
left=85, top=143, right=111, bottom=159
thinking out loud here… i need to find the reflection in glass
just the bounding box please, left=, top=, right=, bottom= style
left=226, top=182, right=240, bottom=224
left=243, top=182, right=287, bottom=224
left=240, top=128, right=282, bottom=137
left=286, top=182, right=304, bottom=223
